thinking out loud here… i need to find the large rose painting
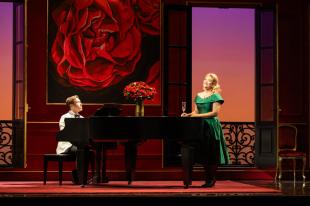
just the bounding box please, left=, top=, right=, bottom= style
left=47, top=0, right=160, bottom=104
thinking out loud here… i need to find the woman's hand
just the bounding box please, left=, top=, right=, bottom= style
left=181, top=113, right=191, bottom=117
left=190, top=113, right=199, bottom=117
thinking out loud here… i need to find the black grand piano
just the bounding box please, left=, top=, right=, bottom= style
left=57, top=116, right=205, bottom=188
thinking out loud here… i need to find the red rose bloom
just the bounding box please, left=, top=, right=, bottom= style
left=145, top=61, right=160, bottom=104
left=131, top=0, right=160, bottom=36
left=123, top=81, right=156, bottom=102
left=51, top=0, right=141, bottom=90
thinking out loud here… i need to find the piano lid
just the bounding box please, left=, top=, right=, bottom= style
left=93, top=103, right=122, bottom=116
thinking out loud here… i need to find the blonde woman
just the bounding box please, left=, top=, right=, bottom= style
left=181, top=73, right=230, bottom=187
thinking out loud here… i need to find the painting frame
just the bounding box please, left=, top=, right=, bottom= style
left=46, top=0, right=162, bottom=105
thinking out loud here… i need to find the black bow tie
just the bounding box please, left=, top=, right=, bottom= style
left=74, top=114, right=80, bottom=118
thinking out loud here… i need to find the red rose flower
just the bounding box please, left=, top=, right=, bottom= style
left=131, top=0, right=160, bottom=36
left=145, top=61, right=160, bottom=104
left=123, top=81, right=156, bottom=102
left=51, top=0, right=141, bottom=91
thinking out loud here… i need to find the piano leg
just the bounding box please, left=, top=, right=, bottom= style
left=95, top=144, right=102, bottom=183
left=181, top=144, right=194, bottom=189
left=76, top=147, right=90, bottom=187
left=101, top=147, right=109, bottom=183
left=124, top=141, right=137, bottom=185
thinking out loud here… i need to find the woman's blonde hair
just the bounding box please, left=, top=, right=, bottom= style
left=206, top=73, right=221, bottom=93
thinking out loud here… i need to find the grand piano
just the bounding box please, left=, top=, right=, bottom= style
left=57, top=116, right=205, bottom=188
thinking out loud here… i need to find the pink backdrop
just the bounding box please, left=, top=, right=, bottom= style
left=192, top=7, right=255, bottom=122
left=0, top=3, right=13, bottom=120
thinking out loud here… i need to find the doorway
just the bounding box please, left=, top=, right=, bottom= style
left=163, top=4, right=277, bottom=168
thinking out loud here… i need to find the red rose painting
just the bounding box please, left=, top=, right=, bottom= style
left=47, top=0, right=160, bottom=104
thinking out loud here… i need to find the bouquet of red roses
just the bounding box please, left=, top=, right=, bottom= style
left=123, top=81, right=156, bottom=102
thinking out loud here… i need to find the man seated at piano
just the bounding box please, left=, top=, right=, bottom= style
left=56, top=95, right=83, bottom=184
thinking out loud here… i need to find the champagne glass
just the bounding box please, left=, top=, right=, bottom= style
left=181, top=101, right=186, bottom=113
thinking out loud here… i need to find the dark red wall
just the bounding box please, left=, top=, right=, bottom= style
left=26, top=0, right=163, bottom=172
left=24, top=0, right=310, bottom=174
left=277, top=0, right=309, bottom=164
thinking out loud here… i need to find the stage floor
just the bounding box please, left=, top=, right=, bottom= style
left=0, top=180, right=309, bottom=205
left=0, top=180, right=307, bottom=196
left=0, top=180, right=280, bottom=196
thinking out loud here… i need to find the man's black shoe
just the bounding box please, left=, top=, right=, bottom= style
left=201, top=179, right=216, bottom=188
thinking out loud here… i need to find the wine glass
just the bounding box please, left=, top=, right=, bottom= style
left=181, top=101, right=186, bottom=113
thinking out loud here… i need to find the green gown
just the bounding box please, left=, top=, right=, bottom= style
left=195, top=93, right=230, bottom=165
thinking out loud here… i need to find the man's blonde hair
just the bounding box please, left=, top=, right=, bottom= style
left=65, top=95, right=79, bottom=107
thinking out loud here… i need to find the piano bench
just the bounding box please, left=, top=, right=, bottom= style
left=43, top=153, right=76, bottom=185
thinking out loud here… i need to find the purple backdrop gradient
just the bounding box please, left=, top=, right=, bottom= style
left=192, top=7, right=255, bottom=122
left=0, top=3, right=13, bottom=120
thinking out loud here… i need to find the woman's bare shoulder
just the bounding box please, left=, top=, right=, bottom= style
left=197, top=91, right=205, bottom=97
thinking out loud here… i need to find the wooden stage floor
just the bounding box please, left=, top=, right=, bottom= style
left=0, top=180, right=309, bottom=206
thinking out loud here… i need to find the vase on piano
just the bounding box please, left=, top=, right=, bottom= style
left=123, top=81, right=156, bottom=117
left=135, top=100, right=144, bottom=116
